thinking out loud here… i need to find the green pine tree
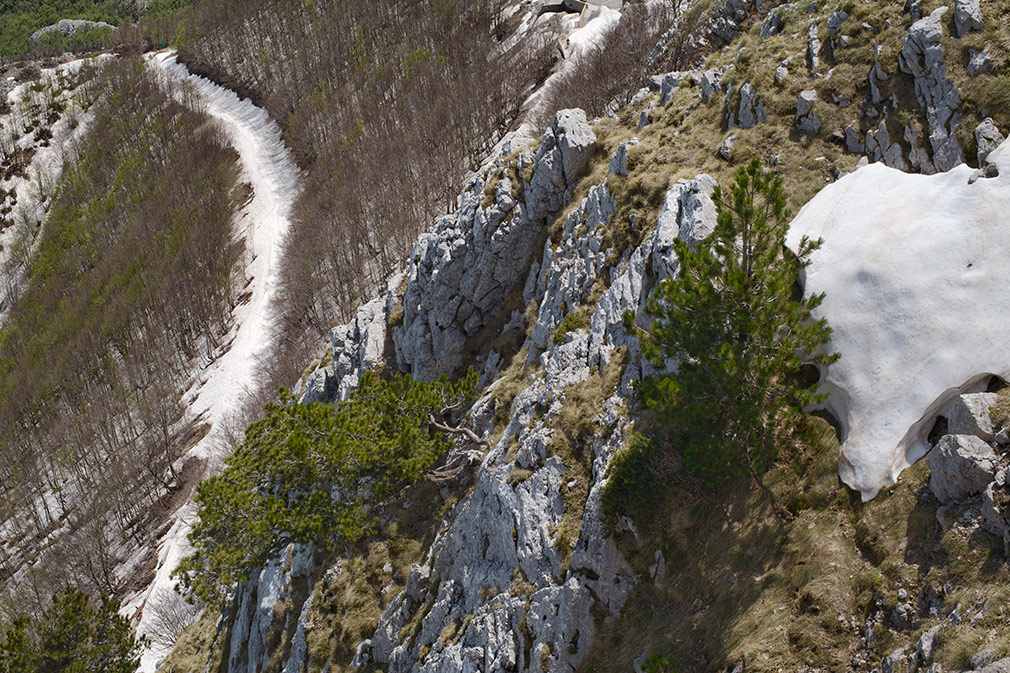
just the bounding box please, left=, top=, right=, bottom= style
left=0, top=588, right=140, bottom=673
left=611, top=158, right=836, bottom=503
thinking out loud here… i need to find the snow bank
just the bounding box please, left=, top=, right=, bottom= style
left=125, top=51, right=301, bottom=672
left=786, top=141, right=1010, bottom=501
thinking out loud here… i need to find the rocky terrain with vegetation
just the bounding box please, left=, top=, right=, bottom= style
left=1, top=0, right=1010, bottom=671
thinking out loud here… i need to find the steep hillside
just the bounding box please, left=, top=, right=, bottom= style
left=153, top=0, right=1010, bottom=670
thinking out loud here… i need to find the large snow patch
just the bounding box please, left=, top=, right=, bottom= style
left=787, top=141, right=1010, bottom=501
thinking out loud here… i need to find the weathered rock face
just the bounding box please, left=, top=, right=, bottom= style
left=225, top=546, right=315, bottom=673
left=396, top=110, right=597, bottom=380
left=898, top=7, right=965, bottom=172
left=363, top=161, right=718, bottom=673
left=927, top=434, right=999, bottom=504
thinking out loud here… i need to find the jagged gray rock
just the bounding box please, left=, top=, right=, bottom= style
left=297, top=367, right=333, bottom=404
left=973, top=651, right=999, bottom=670
left=795, top=90, right=820, bottom=134
left=844, top=125, right=862, bottom=154
left=692, top=67, right=727, bottom=103
left=827, top=9, right=848, bottom=35
left=397, top=109, right=596, bottom=380
left=369, top=166, right=718, bottom=673
left=720, top=134, right=736, bottom=159
left=29, top=18, right=114, bottom=44
left=947, top=392, right=999, bottom=440
left=775, top=64, right=789, bottom=85
left=736, top=83, right=767, bottom=129
left=904, top=0, right=922, bottom=19
left=659, top=71, right=688, bottom=106
left=656, top=175, right=717, bottom=255
left=225, top=545, right=314, bottom=673
left=332, top=292, right=393, bottom=400
left=905, top=124, right=934, bottom=174
left=869, top=45, right=889, bottom=105
left=953, top=0, right=985, bottom=37
left=967, top=46, right=993, bottom=77
left=760, top=4, right=789, bottom=37
left=609, top=138, right=639, bottom=177
left=981, top=469, right=1010, bottom=551
left=975, top=118, right=1005, bottom=166
left=807, top=23, right=822, bottom=71
left=928, top=434, right=999, bottom=504
left=917, top=625, right=939, bottom=661
left=899, top=6, right=965, bottom=172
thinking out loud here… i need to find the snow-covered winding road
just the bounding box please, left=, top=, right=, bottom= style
left=124, top=51, right=301, bottom=672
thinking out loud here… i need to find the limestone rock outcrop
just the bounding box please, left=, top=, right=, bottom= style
left=898, top=7, right=965, bottom=172
left=396, top=110, right=597, bottom=380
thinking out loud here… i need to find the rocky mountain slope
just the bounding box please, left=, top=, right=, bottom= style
left=4, top=0, right=1010, bottom=670
left=156, top=0, right=1010, bottom=665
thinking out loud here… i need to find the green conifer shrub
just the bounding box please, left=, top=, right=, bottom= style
left=176, top=370, right=479, bottom=603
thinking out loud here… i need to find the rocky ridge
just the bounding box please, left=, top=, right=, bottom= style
left=212, top=106, right=721, bottom=673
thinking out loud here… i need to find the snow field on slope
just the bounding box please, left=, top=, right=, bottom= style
left=124, top=50, right=301, bottom=672
left=787, top=139, right=1010, bottom=501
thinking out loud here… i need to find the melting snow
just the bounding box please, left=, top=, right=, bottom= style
left=787, top=140, right=1010, bottom=501
left=123, top=51, right=301, bottom=672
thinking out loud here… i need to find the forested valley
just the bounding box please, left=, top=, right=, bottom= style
left=0, top=56, right=243, bottom=616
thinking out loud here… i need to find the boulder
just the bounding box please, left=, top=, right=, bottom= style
left=975, top=119, right=1005, bottom=166
left=692, top=68, right=726, bottom=103
left=980, top=659, right=1010, bottom=673
left=981, top=469, right=1010, bottom=545
left=760, top=4, right=788, bottom=37
left=917, top=625, right=940, bottom=661
left=905, top=124, right=934, bottom=173
left=332, top=295, right=390, bottom=400
left=637, top=109, right=651, bottom=132
left=298, top=367, right=333, bottom=404
left=827, top=9, right=848, bottom=34
left=947, top=392, right=998, bottom=439
left=953, top=0, right=984, bottom=37
left=554, top=109, right=597, bottom=182
left=719, top=134, right=736, bottom=160
left=967, top=46, right=993, bottom=77
left=659, top=71, right=688, bottom=106
left=807, top=23, right=822, bottom=71
left=656, top=175, right=717, bottom=252
left=904, top=0, right=922, bottom=19
left=736, top=83, right=767, bottom=129
left=775, top=64, right=789, bottom=85
left=608, top=138, right=639, bottom=177
left=795, top=90, right=820, bottom=134
left=927, top=434, right=999, bottom=504
left=869, top=44, right=889, bottom=105
left=844, top=125, right=862, bottom=154
left=972, top=650, right=999, bottom=670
